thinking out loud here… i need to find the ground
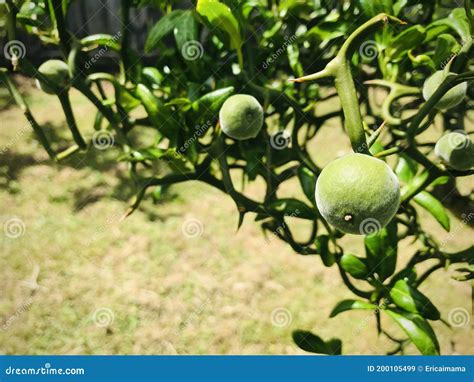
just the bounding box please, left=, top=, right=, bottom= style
left=0, top=78, right=472, bottom=355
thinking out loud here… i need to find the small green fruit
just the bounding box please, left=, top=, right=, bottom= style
left=219, top=94, right=263, bottom=140
left=315, top=153, right=400, bottom=235
left=36, top=59, right=70, bottom=94
left=434, top=132, right=474, bottom=171
left=422, top=70, right=467, bottom=110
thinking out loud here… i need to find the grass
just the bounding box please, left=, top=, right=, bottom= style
left=0, top=78, right=472, bottom=355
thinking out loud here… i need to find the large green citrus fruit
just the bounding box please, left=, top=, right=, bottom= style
left=422, top=70, right=467, bottom=110
left=315, top=153, right=401, bottom=235
left=36, top=59, right=70, bottom=95
left=219, top=94, right=264, bottom=140
left=434, top=132, right=474, bottom=171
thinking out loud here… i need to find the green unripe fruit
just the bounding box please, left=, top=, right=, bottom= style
left=434, top=132, right=474, bottom=171
left=36, top=59, right=70, bottom=94
left=315, top=153, right=400, bottom=235
left=219, top=94, right=263, bottom=140
left=422, top=70, right=467, bottom=110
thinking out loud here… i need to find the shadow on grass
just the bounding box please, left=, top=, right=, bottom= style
left=1, top=121, right=178, bottom=219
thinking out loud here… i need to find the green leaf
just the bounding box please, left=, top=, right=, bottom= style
left=427, top=8, right=471, bottom=42
left=340, top=253, right=369, bottom=279
left=364, top=221, right=397, bottom=282
left=387, top=25, right=426, bottom=61
left=432, top=34, right=461, bottom=69
left=123, top=147, right=167, bottom=162
left=393, top=0, right=408, bottom=16
left=400, top=170, right=429, bottom=200
left=390, top=279, right=440, bottom=320
left=134, top=84, right=181, bottom=143
left=357, top=0, right=393, bottom=18
left=297, top=166, right=316, bottom=204
left=287, top=43, right=303, bottom=78
left=330, top=299, right=376, bottom=318
left=142, top=67, right=164, bottom=89
left=174, top=10, right=199, bottom=63
left=385, top=309, right=440, bottom=355
left=292, top=330, right=342, bottom=355
left=430, top=176, right=450, bottom=187
left=145, top=10, right=186, bottom=52
left=115, top=83, right=141, bottom=112
left=196, top=0, right=243, bottom=67
left=191, top=86, right=235, bottom=123
left=314, top=235, right=335, bottom=267
left=413, top=191, right=450, bottom=232
left=80, top=34, right=121, bottom=51
left=395, top=154, right=418, bottom=183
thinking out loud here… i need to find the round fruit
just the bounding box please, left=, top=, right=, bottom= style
left=422, top=70, right=467, bottom=110
left=434, top=132, right=474, bottom=171
left=219, top=94, right=264, bottom=140
left=315, top=153, right=400, bottom=235
left=36, top=59, right=70, bottom=94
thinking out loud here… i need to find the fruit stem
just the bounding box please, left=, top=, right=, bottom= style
left=58, top=93, right=87, bottom=150
left=291, top=14, right=404, bottom=155
left=334, top=61, right=370, bottom=154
